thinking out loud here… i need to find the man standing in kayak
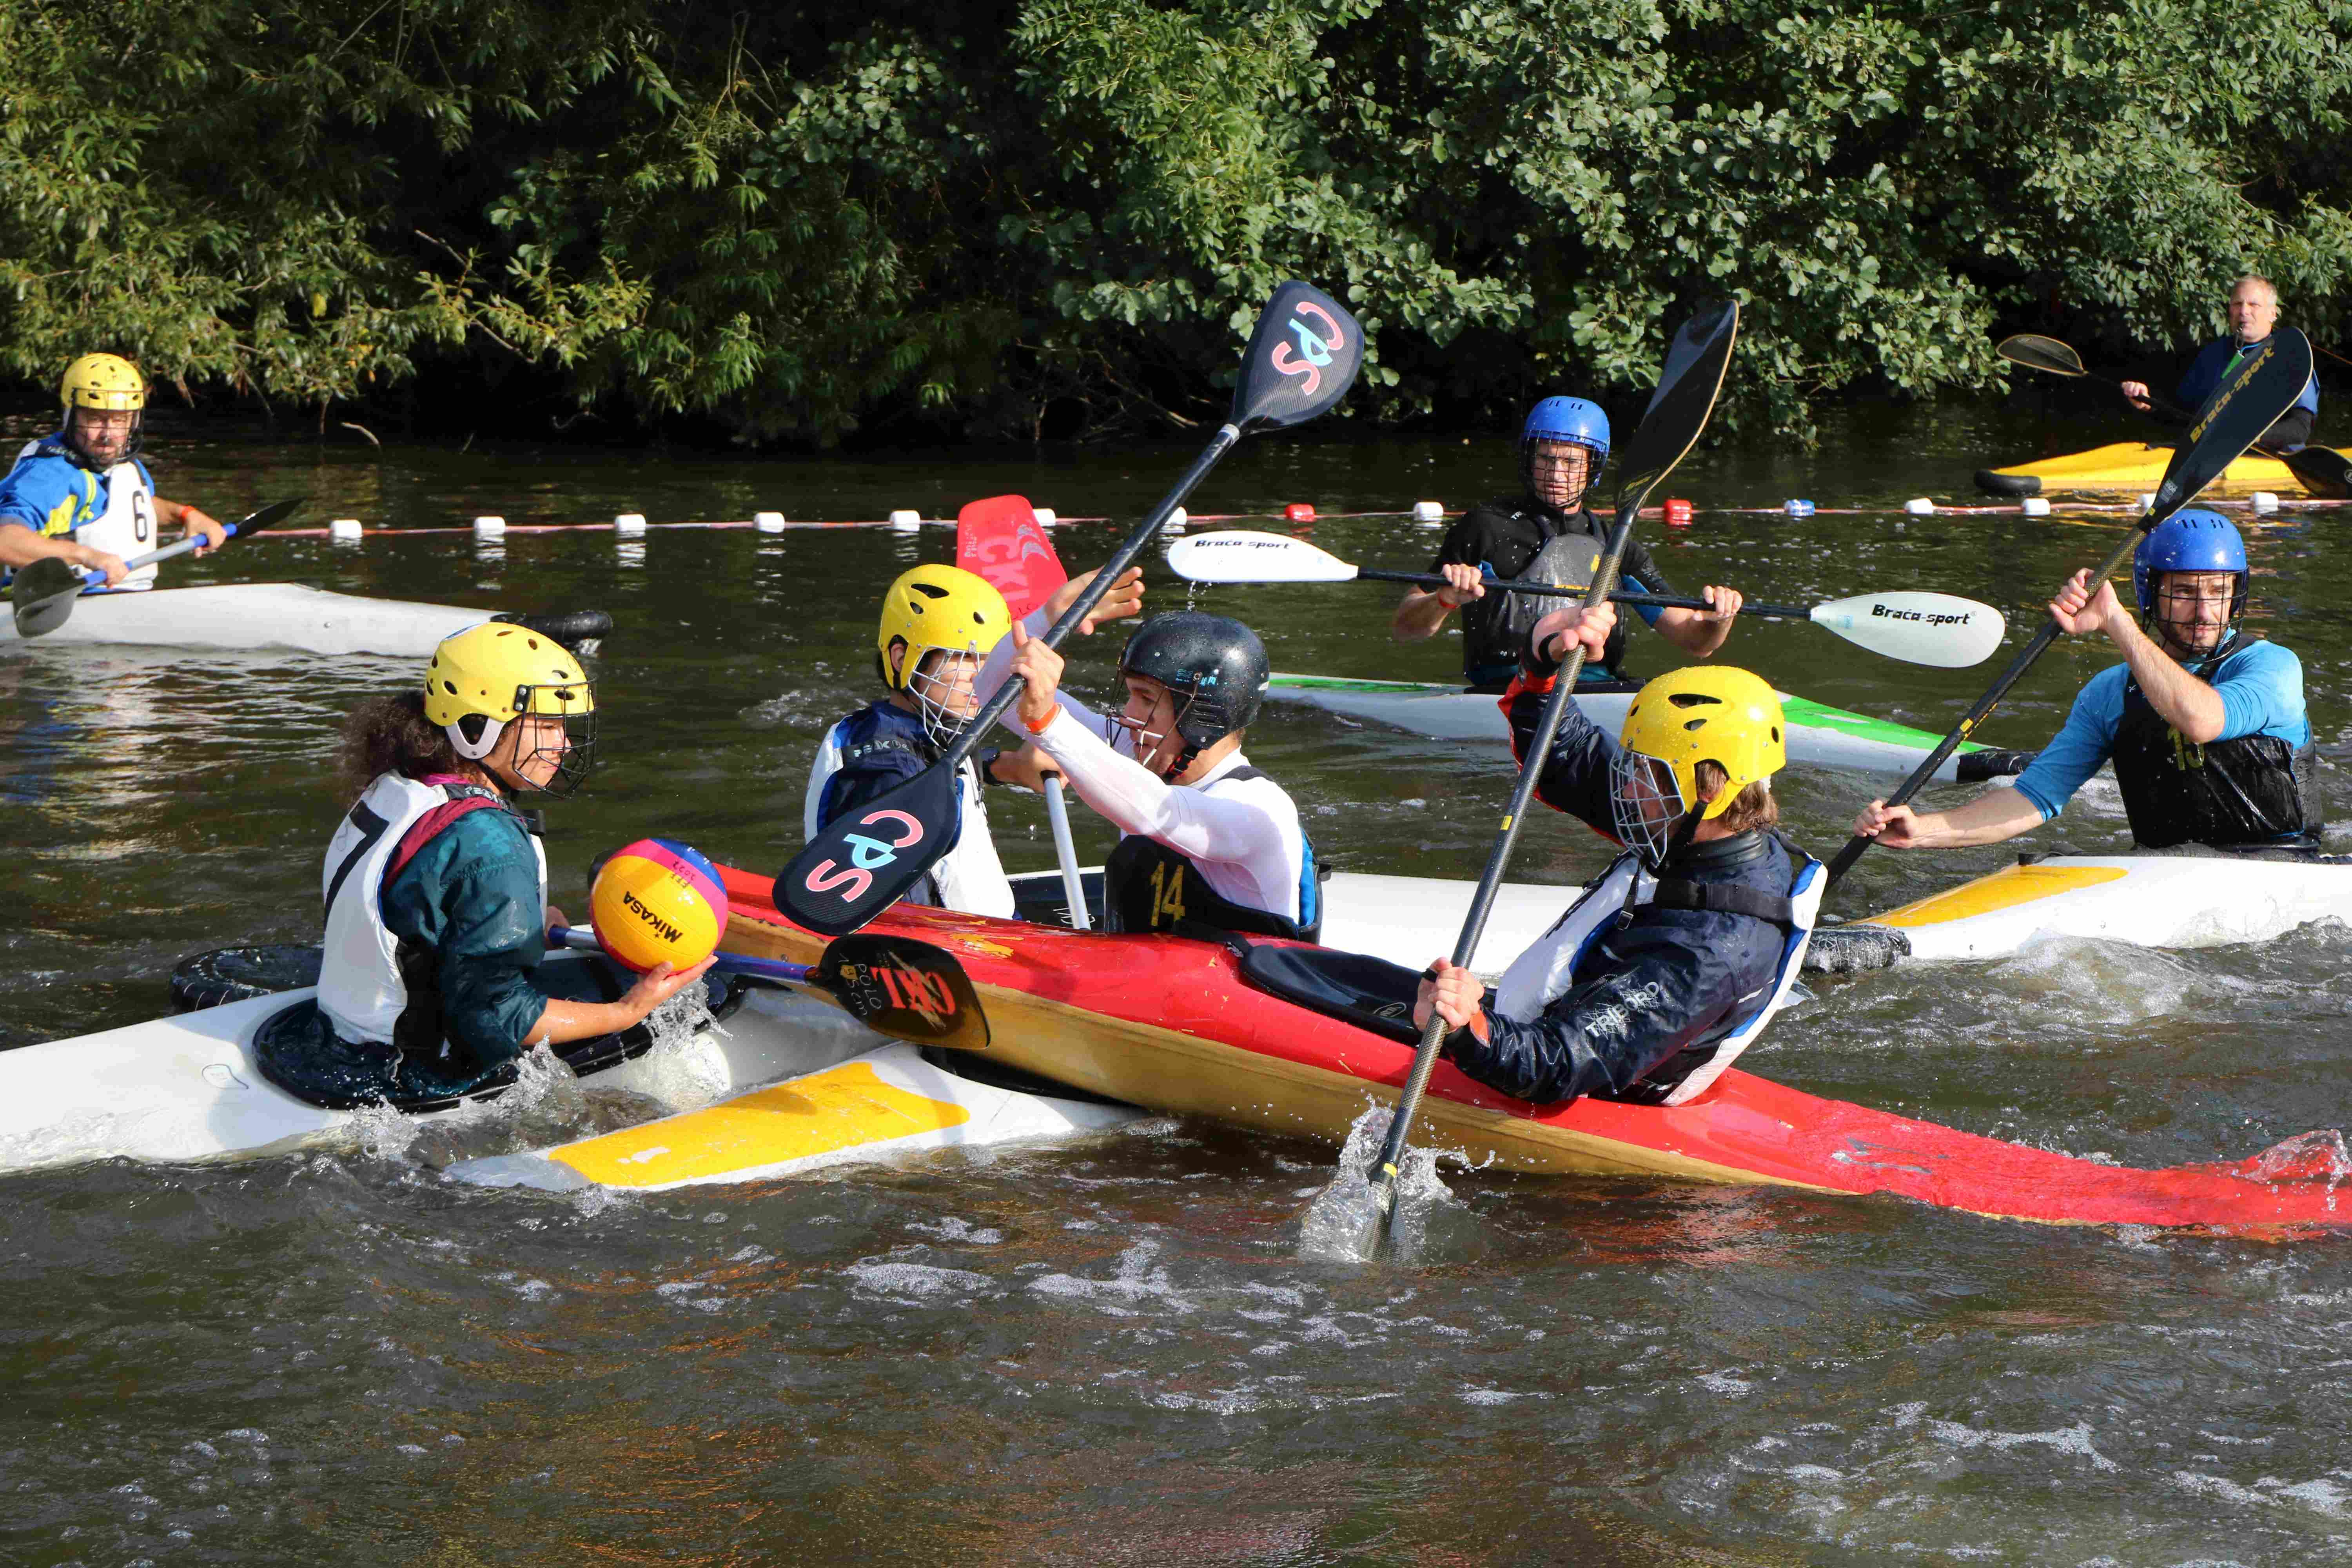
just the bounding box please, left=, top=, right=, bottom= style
left=1852, top=510, right=2317, bottom=853
left=807, top=562, right=1143, bottom=916
left=1413, top=601, right=1822, bottom=1106
left=2122, top=276, right=2320, bottom=448
left=0, top=354, right=226, bottom=589
left=258, top=623, right=716, bottom=1107
left=993, top=607, right=1320, bottom=941
left=1390, top=396, right=1742, bottom=690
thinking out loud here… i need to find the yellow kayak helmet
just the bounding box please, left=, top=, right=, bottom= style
left=876, top=564, right=1011, bottom=746
left=424, top=623, right=597, bottom=794
left=60, top=354, right=147, bottom=468
left=1610, top=666, right=1785, bottom=863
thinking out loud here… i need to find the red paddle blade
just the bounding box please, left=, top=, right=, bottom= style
left=773, top=764, right=962, bottom=936
left=955, top=495, right=1066, bottom=619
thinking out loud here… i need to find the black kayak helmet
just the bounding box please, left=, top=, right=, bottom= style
left=1116, top=610, right=1270, bottom=766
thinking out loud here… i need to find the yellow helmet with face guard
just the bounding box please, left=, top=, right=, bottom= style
left=875, top=564, right=1011, bottom=746
left=1610, top=666, right=1784, bottom=863
left=423, top=623, right=597, bottom=794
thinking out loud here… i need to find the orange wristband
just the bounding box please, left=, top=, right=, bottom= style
left=1023, top=702, right=1060, bottom=735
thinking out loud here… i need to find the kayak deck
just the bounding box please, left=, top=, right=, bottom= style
left=1269, top=672, right=2019, bottom=783
left=1975, top=441, right=2352, bottom=498
left=710, top=867, right=2352, bottom=1230
left=0, top=583, right=537, bottom=657
left=1819, top=851, right=2352, bottom=967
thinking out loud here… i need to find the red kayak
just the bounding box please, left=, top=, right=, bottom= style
left=717, top=864, right=2352, bottom=1232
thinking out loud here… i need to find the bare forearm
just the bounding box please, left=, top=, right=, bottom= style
left=1656, top=606, right=1730, bottom=657
left=522, top=995, right=651, bottom=1046
left=0, top=528, right=97, bottom=569
left=1391, top=588, right=1453, bottom=641
left=2108, top=618, right=2226, bottom=741
left=1897, top=787, right=2049, bottom=848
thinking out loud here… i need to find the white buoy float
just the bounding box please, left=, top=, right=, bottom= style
left=472, top=515, right=507, bottom=541
left=1903, top=497, right=1935, bottom=515
left=1413, top=500, right=1445, bottom=524
left=1161, top=506, right=1189, bottom=536
left=1033, top=507, right=1057, bottom=526
left=754, top=510, right=786, bottom=533
left=328, top=518, right=364, bottom=543
left=2021, top=497, right=2052, bottom=517
left=613, top=512, right=648, bottom=537
left=2251, top=491, right=2280, bottom=514
left=889, top=509, right=922, bottom=534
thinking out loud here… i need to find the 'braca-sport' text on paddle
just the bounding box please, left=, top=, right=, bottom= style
left=773, top=281, right=1365, bottom=937
left=1165, top=530, right=2007, bottom=669
left=1828, top=328, right=2316, bottom=886
left=10, top=497, right=306, bottom=638
left=550, top=926, right=990, bottom=1053
left=1361, top=300, right=1740, bottom=1257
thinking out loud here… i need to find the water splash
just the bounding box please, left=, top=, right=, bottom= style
left=2243, top=1127, right=2352, bottom=1185
left=1296, top=1103, right=1459, bottom=1264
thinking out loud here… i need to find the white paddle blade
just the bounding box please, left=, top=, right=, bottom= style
left=1808, top=593, right=2008, bottom=668
left=1165, top=530, right=1359, bottom=584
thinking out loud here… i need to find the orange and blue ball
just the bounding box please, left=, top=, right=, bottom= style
left=591, top=838, right=726, bottom=974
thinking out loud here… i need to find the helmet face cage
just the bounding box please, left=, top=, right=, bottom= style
left=64, top=405, right=142, bottom=470
left=1102, top=676, right=1215, bottom=776
left=1610, top=748, right=1688, bottom=869
left=448, top=679, right=597, bottom=796
left=905, top=645, right=985, bottom=750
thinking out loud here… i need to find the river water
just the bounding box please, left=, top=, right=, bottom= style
left=5, top=391, right=2352, bottom=1564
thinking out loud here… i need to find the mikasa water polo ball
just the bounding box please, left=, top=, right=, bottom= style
left=591, top=838, right=725, bottom=973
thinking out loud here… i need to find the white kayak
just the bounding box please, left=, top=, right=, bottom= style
left=1809, top=852, right=2352, bottom=970
left=1, top=868, right=1580, bottom=1186
left=0, top=582, right=603, bottom=658
left=1269, top=672, right=2032, bottom=783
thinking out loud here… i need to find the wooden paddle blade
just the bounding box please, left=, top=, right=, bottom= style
left=1233, top=282, right=1363, bottom=432
left=955, top=495, right=1067, bottom=618
left=9, top=556, right=89, bottom=637
left=1612, top=302, right=1738, bottom=510
left=1808, top=592, right=2008, bottom=668
left=819, top=935, right=992, bottom=1052
left=772, top=764, right=962, bottom=936
left=2280, top=446, right=2352, bottom=500
left=1164, top=530, right=1358, bottom=583
left=2150, top=329, right=2314, bottom=524
left=1996, top=334, right=2087, bottom=379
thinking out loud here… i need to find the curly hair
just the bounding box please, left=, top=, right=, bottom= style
left=338, top=690, right=461, bottom=800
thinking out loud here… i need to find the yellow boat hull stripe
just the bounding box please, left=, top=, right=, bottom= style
left=548, top=1059, right=971, bottom=1187
left=1867, top=863, right=2131, bottom=929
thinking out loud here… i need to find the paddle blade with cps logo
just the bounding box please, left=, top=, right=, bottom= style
left=773, top=764, right=962, bottom=936
left=1233, top=281, right=1365, bottom=432
left=820, top=935, right=992, bottom=1053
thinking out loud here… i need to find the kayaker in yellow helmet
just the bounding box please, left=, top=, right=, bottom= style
left=1853, top=510, right=2316, bottom=854
left=805, top=561, right=1144, bottom=916
left=2121, top=276, right=2319, bottom=448
left=1391, top=396, right=1743, bottom=691
left=1414, top=600, right=1824, bottom=1106
left=0, top=355, right=228, bottom=590
left=255, top=623, right=712, bottom=1108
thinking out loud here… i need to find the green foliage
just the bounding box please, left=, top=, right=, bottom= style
left=5, top=0, right=2351, bottom=441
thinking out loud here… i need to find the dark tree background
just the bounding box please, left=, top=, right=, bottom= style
left=5, top=0, right=2348, bottom=445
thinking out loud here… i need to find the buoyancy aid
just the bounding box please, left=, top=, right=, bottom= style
left=804, top=703, right=1014, bottom=917
left=1102, top=767, right=1322, bottom=942
left=2109, top=635, right=2321, bottom=848
left=1490, top=837, right=1823, bottom=1105
left=318, top=771, right=546, bottom=1046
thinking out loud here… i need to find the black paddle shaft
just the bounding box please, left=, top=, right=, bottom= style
left=1364, top=301, right=1740, bottom=1245
left=1358, top=566, right=1804, bottom=620
left=1827, top=328, right=2315, bottom=886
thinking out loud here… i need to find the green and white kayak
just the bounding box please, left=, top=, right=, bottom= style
left=1268, top=673, right=2029, bottom=783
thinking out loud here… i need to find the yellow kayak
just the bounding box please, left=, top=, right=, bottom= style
left=1975, top=441, right=2349, bottom=497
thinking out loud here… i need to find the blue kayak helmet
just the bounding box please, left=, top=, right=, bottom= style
left=2132, top=508, right=2248, bottom=621
left=1521, top=396, right=1610, bottom=502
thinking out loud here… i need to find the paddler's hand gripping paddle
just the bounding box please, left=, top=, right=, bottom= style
left=9, top=497, right=307, bottom=638
left=1828, top=329, right=2315, bottom=886
left=774, top=281, right=1364, bottom=936
left=1361, top=301, right=1741, bottom=1258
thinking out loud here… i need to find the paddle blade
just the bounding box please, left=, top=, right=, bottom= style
left=772, top=764, right=962, bottom=936
left=9, top=556, right=86, bottom=636
left=956, top=495, right=1067, bottom=618
left=1612, top=302, right=1739, bottom=511
left=1165, top=530, right=1358, bottom=584
left=228, top=497, right=305, bottom=537
left=819, top=935, right=992, bottom=1052
left=1996, top=334, right=2087, bottom=379
left=2281, top=446, right=2352, bottom=499
left=2148, top=329, right=2314, bottom=525
left=1233, top=282, right=1363, bottom=432
left=1808, top=592, right=2008, bottom=668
